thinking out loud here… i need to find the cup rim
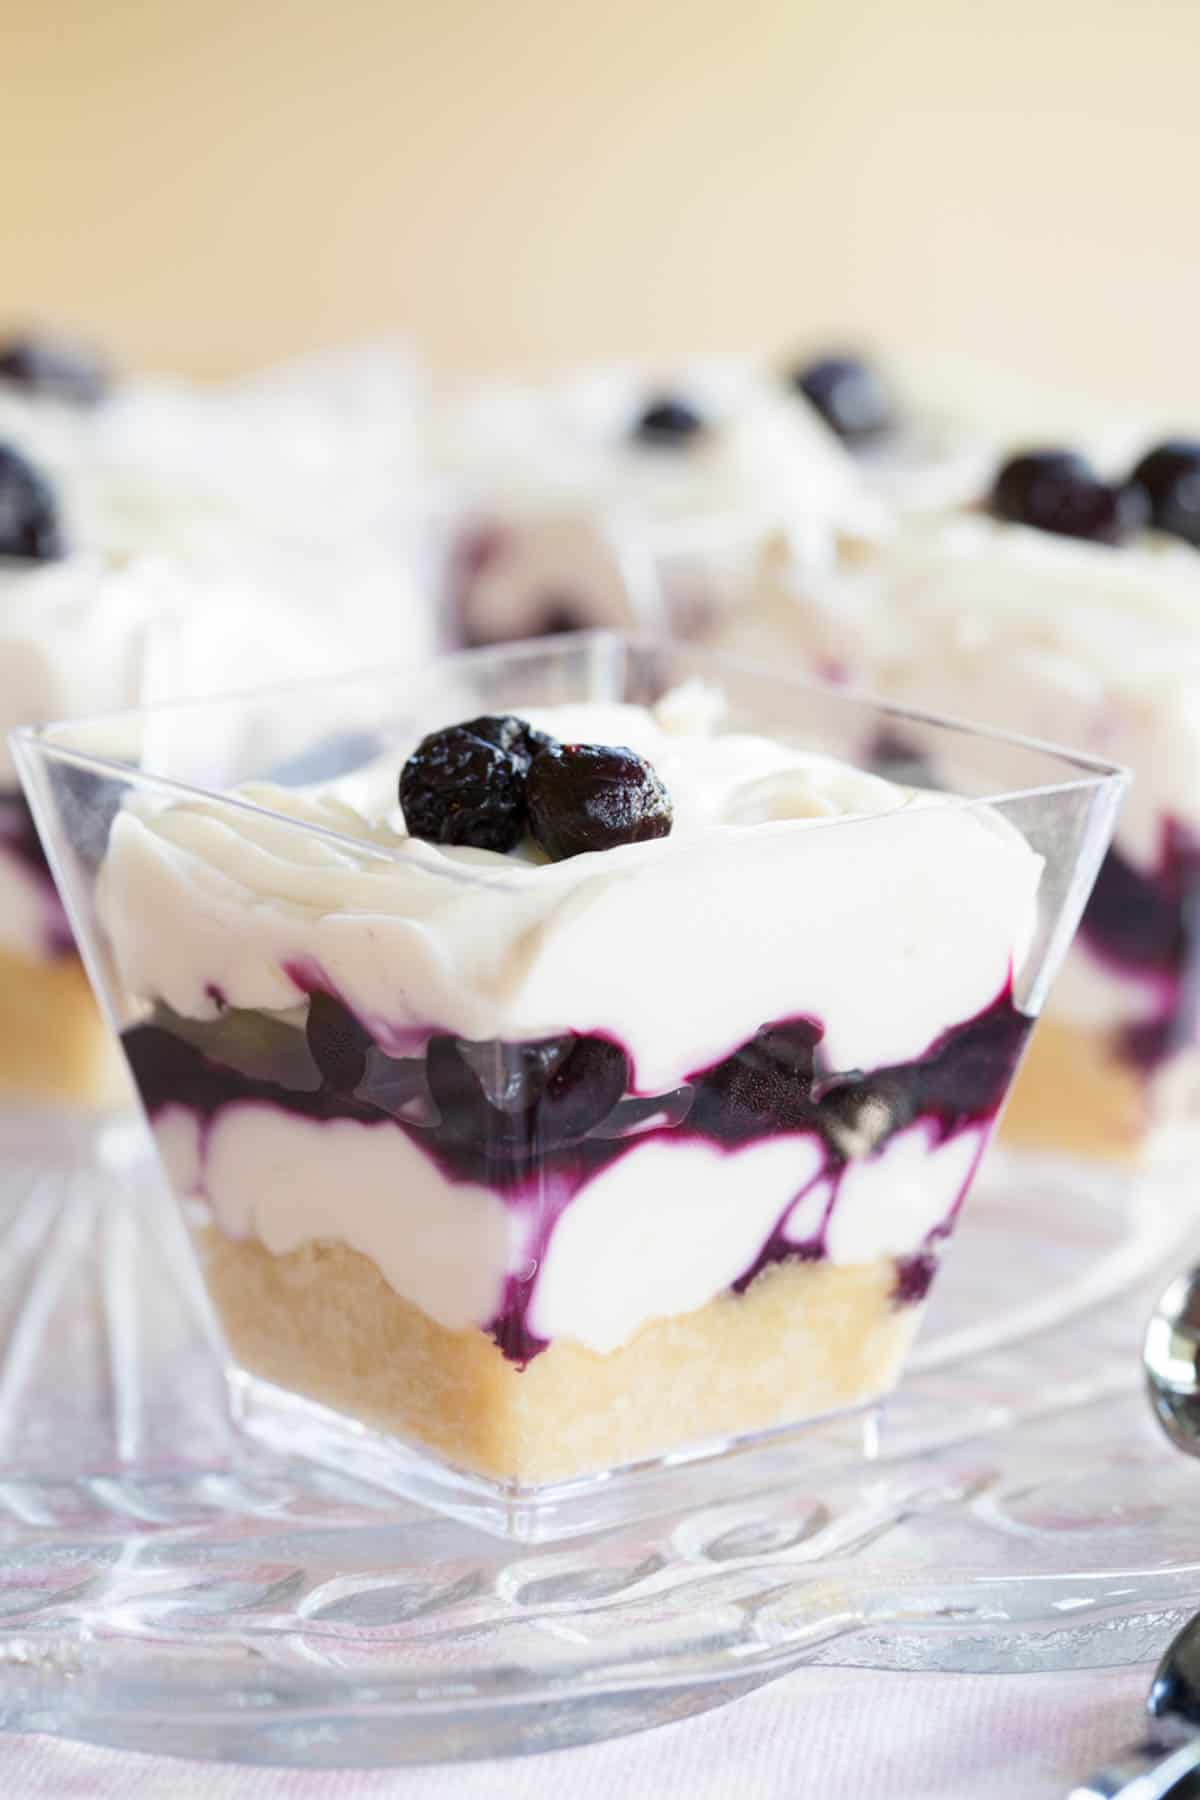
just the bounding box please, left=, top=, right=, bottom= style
left=10, top=630, right=1130, bottom=884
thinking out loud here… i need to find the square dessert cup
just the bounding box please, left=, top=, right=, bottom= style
left=429, top=356, right=876, bottom=651
left=13, top=636, right=1123, bottom=1538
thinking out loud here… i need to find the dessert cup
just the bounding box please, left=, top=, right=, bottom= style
left=14, top=635, right=1123, bottom=1537
left=0, top=337, right=430, bottom=1108
left=427, top=357, right=874, bottom=648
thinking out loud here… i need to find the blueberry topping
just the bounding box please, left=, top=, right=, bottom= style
left=1128, top=440, right=1200, bottom=548
left=0, top=444, right=66, bottom=561
left=0, top=334, right=109, bottom=407
left=526, top=742, right=673, bottom=861
left=399, top=714, right=551, bottom=853
left=632, top=396, right=706, bottom=446
left=790, top=355, right=894, bottom=444
left=989, top=449, right=1145, bottom=545
left=306, top=991, right=373, bottom=1092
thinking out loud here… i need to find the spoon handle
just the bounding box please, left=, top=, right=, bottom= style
left=1069, top=1735, right=1200, bottom=1798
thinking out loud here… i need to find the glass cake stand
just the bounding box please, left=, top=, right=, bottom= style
left=0, top=1104, right=1195, bottom=1767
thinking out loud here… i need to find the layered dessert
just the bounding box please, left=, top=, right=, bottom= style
left=92, top=683, right=1046, bottom=1486
left=0, top=330, right=429, bottom=1105
left=428, top=356, right=875, bottom=647
left=722, top=439, right=1200, bottom=1157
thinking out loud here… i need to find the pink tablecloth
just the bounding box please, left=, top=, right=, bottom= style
left=0, top=1662, right=1152, bottom=1798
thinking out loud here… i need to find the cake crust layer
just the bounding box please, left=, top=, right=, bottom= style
left=999, top=1014, right=1146, bottom=1163
left=200, top=1228, right=922, bottom=1485
left=0, top=946, right=129, bottom=1107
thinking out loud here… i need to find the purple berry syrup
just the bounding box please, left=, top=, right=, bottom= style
left=122, top=984, right=1029, bottom=1367
left=1076, top=819, right=1200, bottom=1070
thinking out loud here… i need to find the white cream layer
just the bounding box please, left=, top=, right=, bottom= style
left=156, top=1100, right=987, bottom=1356
left=98, top=691, right=1043, bottom=1093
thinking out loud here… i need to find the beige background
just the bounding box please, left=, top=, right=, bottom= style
left=3, top=0, right=1199, bottom=413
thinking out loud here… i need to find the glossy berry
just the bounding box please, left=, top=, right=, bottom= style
left=989, top=449, right=1144, bottom=545
left=467, top=714, right=553, bottom=765
left=534, top=1036, right=629, bottom=1142
left=306, top=991, right=373, bottom=1092
left=790, top=355, right=893, bottom=444
left=690, top=1020, right=822, bottom=1142
left=632, top=396, right=706, bottom=446
left=1128, top=440, right=1200, bottom=547
left=0, top=444, right=66, bottom=561
left=526, top=742, right=673, bottom=861
left=0, top=334, right=109, bottom=407
left=399, top=714, right=552, bottom=853
left=427, top=1031, right=628, bottom=1153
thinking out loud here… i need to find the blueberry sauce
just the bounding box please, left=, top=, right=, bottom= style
left=1076, top=819, right=1200, bottom=1070
left=0, top=791, right=72, bottom=957
left=122, top=985, right=1029, bottom=1365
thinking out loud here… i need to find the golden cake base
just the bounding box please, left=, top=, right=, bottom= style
left=0, top=946, right=129, bottom=1109
left=199, top=1231, right=923, bottom=1487
left=1000, top=1016, right=1148, bottom=1164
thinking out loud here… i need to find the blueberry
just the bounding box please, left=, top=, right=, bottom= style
left=466, top=714, right=553, bottom=765
left=1128, top=440, right=1200, bottom=547
left=399, top=714, right=552, bottom=853
left=456, top=1036, right=573, bottom=1114
left=0, top=334, right=109, bottom=407
left=790, top=355, right=894, bottom=444
left=306, top=991, right=373, bottom=1092
left=427, top=1032, right=628, bottom=1153
left=989, top=449, right=1145, bottom=545
left=0, top=443, right=66, bottom=561
left=534, top=1036, right=628, bottom=1142
left=632, top=396, right=706, bottom=446
left=526, top=743, right=673, bottom=861
left=690, top=1020, right=822, bottom=1141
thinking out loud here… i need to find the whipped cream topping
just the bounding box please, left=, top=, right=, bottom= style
left=744, top=514, right=1199, bottom=868
left=0, top=341, right=431, bottom=810
left=98, top=689, right=1043, bottom=1093
left=0, top=554, right=159, bottom=783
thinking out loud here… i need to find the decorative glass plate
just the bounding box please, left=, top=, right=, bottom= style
left=0, top=1108, right=1195, bottom=1767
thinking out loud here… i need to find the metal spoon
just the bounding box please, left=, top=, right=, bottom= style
left=1144, top=1266, right=1200, bottom=1458
left=1069, top=1612, right=1200, bottom=1797
left=1068, top=1276, right=1200, bottom=1796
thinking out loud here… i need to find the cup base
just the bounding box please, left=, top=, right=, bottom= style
left=229, top=1367, right=896, bottom=1544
